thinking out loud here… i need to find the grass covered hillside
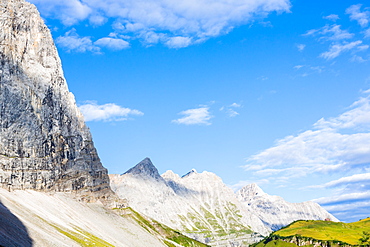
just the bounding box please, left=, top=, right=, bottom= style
left=252, top=217, right=370, bottom=247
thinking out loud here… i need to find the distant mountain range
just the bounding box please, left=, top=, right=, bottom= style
left=110, top=158, right=338, bottom=246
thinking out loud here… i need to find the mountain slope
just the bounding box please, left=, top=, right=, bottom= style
left=0, top=188, right=208, bottom=247
left=110, top=158, right=269, bottom=246
left=237, top=183, right=338, bottom=231
left=252, top=218, right=370, bottom=247
left=0, top=0, right=110, bottom=197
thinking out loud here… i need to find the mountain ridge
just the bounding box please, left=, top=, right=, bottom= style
left=110, top=158, right=337, bottom=246
left=236, top=183, right=338, bottom=231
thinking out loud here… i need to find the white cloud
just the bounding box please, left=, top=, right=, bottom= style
left=346, top=4, right=370, bottom=28
left=313, top=191, right=370, bottom=205
left=227, top=109, right=239, bottom=117
left=79, top=102, right=143, bottom=122
left=293, top=65, right=304, bottom=69
left=352, top=55, right=367, bottom=63
left=323, top=14, right=340, bottom=22
left=30, top=0, right=291, bottom=48
left=57, top=30, right=131, bottom=52
left=311, top=173, right=370, bottom=189
left=89, top=15, right=107, bottom=26
left=220, top=103, right=242, bottom=117
left=172, top=107, right=212, bottom=125
left=365, top=28, right=370, bottom=38
left=305, top=24, right=354, bottom=41
left=28, top=0, right=91, bottom=26
left=297, top=44, right=306, bottom=51
left=314, top=95, right=370, bottom=129
left=165, top=36, right=192, bottom=49
left=244, top=92, right=370, bottom=178
left=320, top=40, right=363, bottom=60
left=230, top=103, right=242, bottom=108
left=94, top=37, right=130, bottom=50
left=56, top=29, right=100, bottom=53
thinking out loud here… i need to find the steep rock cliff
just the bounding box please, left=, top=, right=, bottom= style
left=0, top=0, right=111, bottom=196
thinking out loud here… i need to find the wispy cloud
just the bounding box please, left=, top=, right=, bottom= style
left=243, top=91, right=370, bottom=221
left=244, top=91, right=370, bottom=179
left=351, top=55, right=367, bottom=63
left=365, top=29, right=370, bottom=38
left=29, top=0, right=291, bottom=49
left=310, top=173, right=370, bottom=189
left=320, top=41, right=364, bottom=60
left=346, top=4, right=370, bottom=28
left=79, top=102, right=143, bottom=122
left=304, top=5, right=370, bottom=61
left=323, top=14, right=340, bottom=22
left=220, top=103, right=242, bottom=117
left=172, top=107, right=212, bottom=125
left=292, top=65, right=325, bottom=77
left=297, top=44, right=306, bottom=51
left=304, top=24, right=354, bottom=41
left=313, top=191, right=370, bottom=205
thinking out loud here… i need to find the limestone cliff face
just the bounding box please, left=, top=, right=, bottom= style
left=0, top=0, right=111, bottom=195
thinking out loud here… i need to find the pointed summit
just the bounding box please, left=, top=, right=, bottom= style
left=237, top=183, right=266, bottom=200
left=124, top=158, right=162, bottom=180
left=181, top=169, right=197, bottom=178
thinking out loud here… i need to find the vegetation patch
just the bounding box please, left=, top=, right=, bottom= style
left=252, top=217, right=370, bottom=247
left=115, top=207, right=209, bottom=247
left=50, top=224, right=114, bottom=247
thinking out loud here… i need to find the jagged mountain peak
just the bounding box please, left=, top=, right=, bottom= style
left=161, top=170, right=180, bottom=181
left=238, top=183, right=266, bottom=199
left=181, top=168, right=198, bottom=178
left=123, top=158, right=162, bottom=180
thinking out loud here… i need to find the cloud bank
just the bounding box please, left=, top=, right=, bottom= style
left=244, top=92, right=370, bottom=176
left=29, top=0, right=291, bottom=49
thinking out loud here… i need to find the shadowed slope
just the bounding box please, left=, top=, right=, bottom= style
left=0, top=200, right=32, bottom=247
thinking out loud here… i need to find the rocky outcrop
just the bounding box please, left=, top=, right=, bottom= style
left=0, top=0, right=111, bottom=197
left=237, top=184, right=338, bottom=231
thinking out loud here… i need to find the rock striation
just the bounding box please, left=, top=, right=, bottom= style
left=236, top=183, right=339, bottom=231
left=0, top=0, right=111, bottom=196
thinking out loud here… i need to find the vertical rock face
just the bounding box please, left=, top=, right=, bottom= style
left=0, top=0, right=111, bottom=195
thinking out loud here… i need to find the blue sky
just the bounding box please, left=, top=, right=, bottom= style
left=28, top=0, right=370, bottom=222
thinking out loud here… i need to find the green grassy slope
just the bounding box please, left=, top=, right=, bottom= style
left=252, top=217, right=370, bottom=247
left=116, top=207, right=210, bottom=247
